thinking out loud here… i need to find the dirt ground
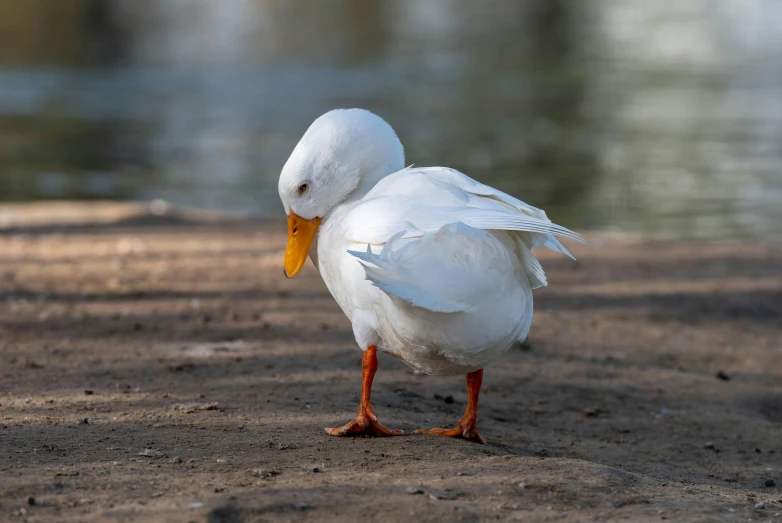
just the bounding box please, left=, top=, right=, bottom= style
left=1, top=203, right=781, bottom=522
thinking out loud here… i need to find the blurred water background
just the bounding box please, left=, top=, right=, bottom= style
left=0, top=0, right=780, bottom=242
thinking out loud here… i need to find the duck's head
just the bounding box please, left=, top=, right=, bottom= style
left=278, top=108, right=404, bottom=277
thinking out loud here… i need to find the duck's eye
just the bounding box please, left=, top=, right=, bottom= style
left=297, top=183, right=309, bottom=196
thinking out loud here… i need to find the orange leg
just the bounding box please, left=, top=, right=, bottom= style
left=414, top=369, right=485, bottom=444
left=325, top=346, right=404, bottom=437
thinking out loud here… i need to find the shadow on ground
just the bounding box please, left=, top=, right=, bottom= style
left=1, top=222, right=780, bottom=521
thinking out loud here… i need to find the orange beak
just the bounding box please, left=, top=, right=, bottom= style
left=283, top=211, right=321, bottom=278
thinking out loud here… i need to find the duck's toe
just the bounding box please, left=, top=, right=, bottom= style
left=325, top=414, right=404, bottom=437
left=414, top=424, right=485, bottom=444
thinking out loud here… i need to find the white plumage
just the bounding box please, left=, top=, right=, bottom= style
left=278, top=109, right=583, bottom=377
left=313, top=166, right=582, bottom=375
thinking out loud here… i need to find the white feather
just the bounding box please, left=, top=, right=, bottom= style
left=279, top=109, right=582, bottom=375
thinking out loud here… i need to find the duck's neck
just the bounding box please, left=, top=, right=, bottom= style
left=353, top=163, right=399, bottom=201
left=322, top=163, right=401, bottom=226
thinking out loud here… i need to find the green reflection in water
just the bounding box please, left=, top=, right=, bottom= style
left=0, top=0, right=779, bottom=243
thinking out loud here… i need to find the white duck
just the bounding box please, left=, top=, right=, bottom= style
left=279, top=109, right=583, bottom=443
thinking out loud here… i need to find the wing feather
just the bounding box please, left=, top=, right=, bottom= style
left=412, top=167, right=581, bottom=258
left=349, top=224, right=519, bottom=313
left=341, top=166, right=583, bottom=303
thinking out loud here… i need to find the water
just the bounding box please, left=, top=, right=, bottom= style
left=1, top=0, right=781, bottom=242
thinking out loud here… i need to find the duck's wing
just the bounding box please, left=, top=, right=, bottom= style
left=348, top=224, right=500, bottom=314
left=340, top=168, right=583, bottom=311
left=343, top=166, right=584, bottom=253
left=408, top=167, right=578, bottom=259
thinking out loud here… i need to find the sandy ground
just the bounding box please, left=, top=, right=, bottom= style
left=1, top=204, right=781, bottom=522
